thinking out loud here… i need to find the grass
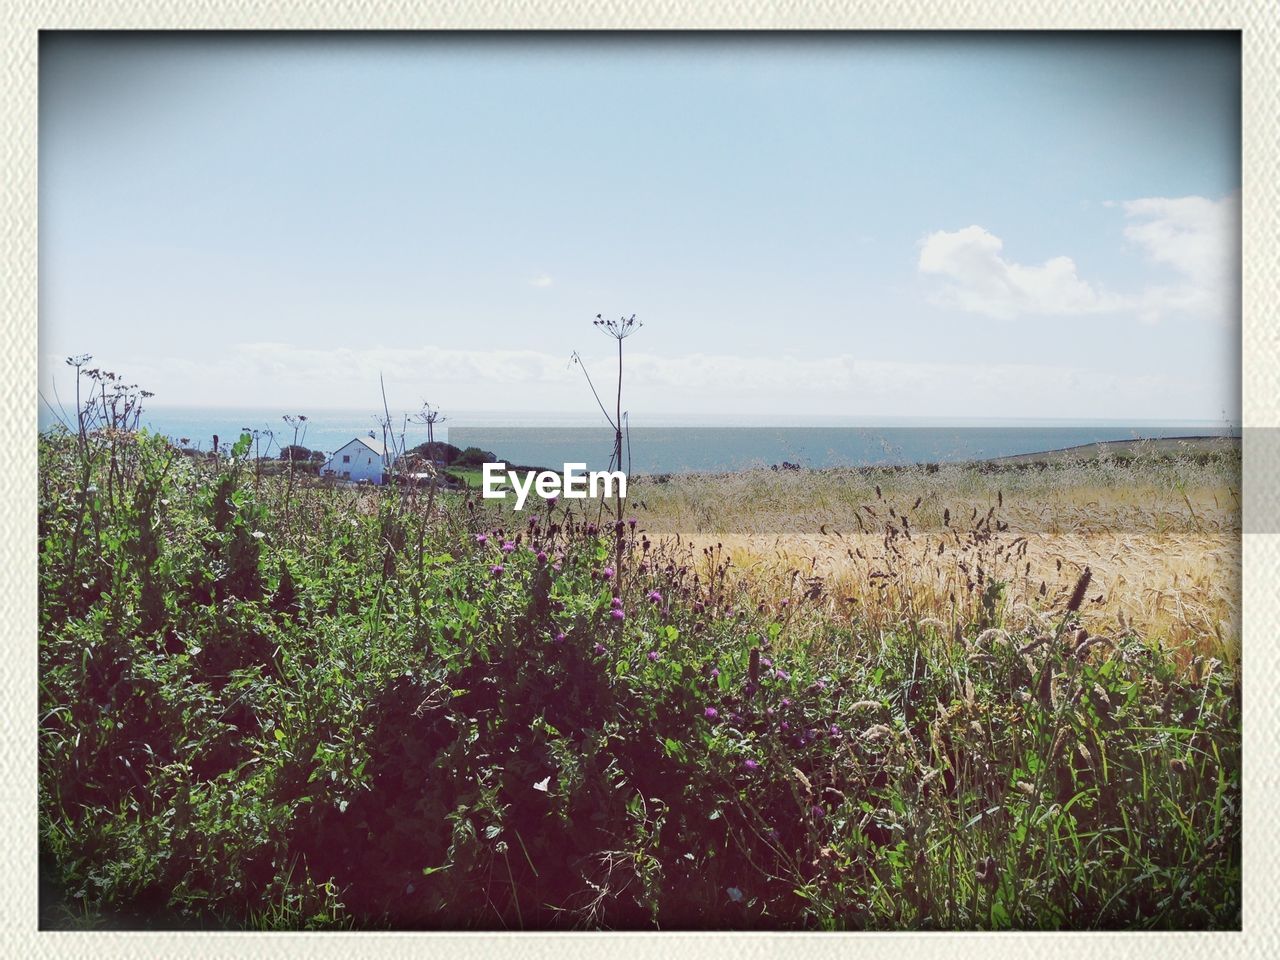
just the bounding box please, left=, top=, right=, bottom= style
left=37, top=426, right=1241, bottom=930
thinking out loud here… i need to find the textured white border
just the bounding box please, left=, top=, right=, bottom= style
left=3, top=4, right=1275, bottom=957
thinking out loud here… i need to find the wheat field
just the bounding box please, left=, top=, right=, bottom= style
left=625, top=450, right=1240, bottom=666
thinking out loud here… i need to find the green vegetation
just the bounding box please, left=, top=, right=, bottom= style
left=38, top=421, right=1240, bottom=930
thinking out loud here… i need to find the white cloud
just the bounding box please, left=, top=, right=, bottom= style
left=917, top=226, right=1119, bottom=319
left=917, top=193, right=1239, bottom=324
left=1121, top=192, right=1239, bottom=324
left=39, top=342, right=1228, bottom=421
left=530, top=274, right=553, bottom=288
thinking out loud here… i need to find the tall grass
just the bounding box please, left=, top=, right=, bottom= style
left=37, top=416, right=1240, bottom=930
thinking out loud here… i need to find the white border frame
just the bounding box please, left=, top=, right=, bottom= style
left=3, top=4, right=1275, bottom=957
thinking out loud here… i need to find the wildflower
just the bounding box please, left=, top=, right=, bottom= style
left=779, top=598, right=790, bottom=608
left=547, top=495, right=558, bottom=507
left=710, top=667, right=720, bottom=679
left=554, top=632, right=566, bottom=645
left=647, top=650, right=659, bottom=662
left=593, top=642, right=607, bottom=655
left=501, top=541, right=516, bottom=554
left=829, top=724, right=841, bottom=738
left=586, top=523, right=598, bottom=536
left=602, top=566, right=615, bottom=580
left=251, top=531, right=265, bottom=539
left=761, top=657, right=773, bottom=669
left=693, top=601, right=705, bottom=613
left=611, top=608, right=625, bottom=621
left=810, top=805, right=825, bottom=819
left=647, top=589, right=663, bottom=605
left=536, top=550, right=548, bottom=563
left=628, top=517, right=637, bottom=529
left=780, top=698, right=792, bottom=708
left=475, top=533, right=488, bottom=545
left=742, top=759, right=760, bottom=772
left=490, top=564, right=504, bottom=576
left=775, top=668, right=790, bottom=681
left=815, top=679, right=827, bottom=690
left=780, top=721, right=790, bottom=731
left=611, top=596, right=624, bottom=608
left=704, top=707, right=719, bottom=720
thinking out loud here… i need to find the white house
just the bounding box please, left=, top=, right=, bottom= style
left=322, top=436, right=389, bottom=485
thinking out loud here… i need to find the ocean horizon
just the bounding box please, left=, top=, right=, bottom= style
left=37, top=404, right=1236, bottom=474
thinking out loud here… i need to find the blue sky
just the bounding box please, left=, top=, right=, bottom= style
left=39, top=33, right=1241, bottom=421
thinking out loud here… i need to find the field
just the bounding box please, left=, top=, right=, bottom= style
left=37, top=427, right=1241, bottom=931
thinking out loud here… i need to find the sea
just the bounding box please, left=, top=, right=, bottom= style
left=37, top=406, right=1235, bottom=475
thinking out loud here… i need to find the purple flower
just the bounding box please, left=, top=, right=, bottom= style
left=781, top=698, right=792, bottom=708
left=547, top=495, right=558, bottom=506
left=779, top=721, right=790, bottom=732
left=775, top=669, right=790, bottom=681
left=810, top=805, right=825, bottom=820
left=593, top=642, right=607, bottom=655
left=704, top=707, right=719, bottom=720
left=501, top=541, right=516, bottom=554
left=779, top=598, right=790, bottom=608
left=761, top=657, right=773, bottom=669
left=528, top=516, right=539, bottom=526
left=611, top=608, right=625, bottom=621
left=611, top=595, right=624, bottom=608
left=628, top=517, right=637, bottom=528
left=554, top=632, right=566, bottom=644
left=647, top=589, right=663, bottom=605
left=586, top=523, right=597, bottom=536
left=743, top=759, right=761, bottom=772
left=475, top=534, right=488, bottom=545
left=602, top=566, right=615, bottom=580
left=829, top=724, right=841, bottom=738
left=490, top=564, right=504, bottom=576
left=816, top=679, right=827, bottom=690
left=536, top=550, right=548, bottom=562
left=647, top=650, right=659, bottom=662
left=710, top=667, right=720, bottom=679
left=693, top=601, right=705, bottom=613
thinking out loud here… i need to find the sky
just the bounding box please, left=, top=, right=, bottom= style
left=38, top=32, right=1242, bottom=423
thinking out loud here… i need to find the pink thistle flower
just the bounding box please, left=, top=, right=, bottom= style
left=501, top=541, right=516, bottom=554
left=475, top=534, right=488, bottom=545
left=704, top=707, right=719, bottom=720
left=647, top=650, right=659, bottom=662
left=554, top=632, right=566, bottom=644
left=743, top=759, right=760, bottom=772
left=611, top=608, right=625, bottom=621
left=490, top=564, right=504, bottom=576
left=647, top=589, right=663, bottom=605
left=602, top=566, right=615, bottom=580
left=593, top=642, right=606, bottom=655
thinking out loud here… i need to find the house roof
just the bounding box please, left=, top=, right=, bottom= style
left=331, top=436, right=386, bottom=457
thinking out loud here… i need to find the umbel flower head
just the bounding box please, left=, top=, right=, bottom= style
left=593, top=313, right=642, bottom=340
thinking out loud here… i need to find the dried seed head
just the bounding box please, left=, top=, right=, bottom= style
left=1065, top=566, right=1092, bottom=614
